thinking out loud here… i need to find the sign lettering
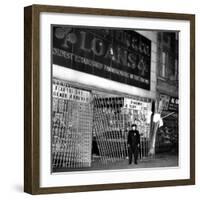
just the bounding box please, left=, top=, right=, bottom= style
left=52, top=26, right=151, bottom=90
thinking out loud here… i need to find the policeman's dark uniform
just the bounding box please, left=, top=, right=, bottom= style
left=127, top=129, right=140, bottom=164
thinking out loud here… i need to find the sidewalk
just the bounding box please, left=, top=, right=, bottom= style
left=54, top=153, right=178, bottom=173
left=91, top=153, right=178, bottom=170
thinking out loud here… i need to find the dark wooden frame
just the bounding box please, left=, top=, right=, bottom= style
left=24, top=4, right=195, bottom=195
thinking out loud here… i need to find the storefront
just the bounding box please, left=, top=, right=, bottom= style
left=51, top=26, right=157, bottom=171
left=156, top=94, right=179, bottom=153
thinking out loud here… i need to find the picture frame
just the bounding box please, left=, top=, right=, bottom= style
left=24, top=4, right=195, bottom=194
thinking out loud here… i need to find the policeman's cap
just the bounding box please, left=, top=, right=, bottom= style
left=131, top=124, right=137, bottom=128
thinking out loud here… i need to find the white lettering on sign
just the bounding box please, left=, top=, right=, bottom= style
left=53, top=48, right=150, bottom=85
left=54, top=28, right=150, bottom=77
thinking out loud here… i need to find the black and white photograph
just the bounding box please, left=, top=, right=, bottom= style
left=51, top=25, right=179, bottom=173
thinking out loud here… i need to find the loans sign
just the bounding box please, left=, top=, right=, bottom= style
left=52, top=26, right=151, bottom=90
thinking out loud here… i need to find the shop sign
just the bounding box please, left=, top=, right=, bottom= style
left=123, top=98, right=150, bottom=110
left=159, top=94, right=178, bottom=112
left=52, top=26, right=151, bottom=90
left=53, top=84, right=91, bottom=103
left=168, top=96, right=179, bottom=112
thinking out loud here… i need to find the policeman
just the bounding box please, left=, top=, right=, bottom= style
left=127, top=124, right=140, bottom=165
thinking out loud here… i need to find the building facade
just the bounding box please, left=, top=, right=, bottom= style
left=51, top=26, right=176, bottom=171
left=156, top=32, right=179, bottom=153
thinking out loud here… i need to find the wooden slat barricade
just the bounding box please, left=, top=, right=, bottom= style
left=52, top=79, right=93, bottom=171
left=93, top=95, right=152, bottom=165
